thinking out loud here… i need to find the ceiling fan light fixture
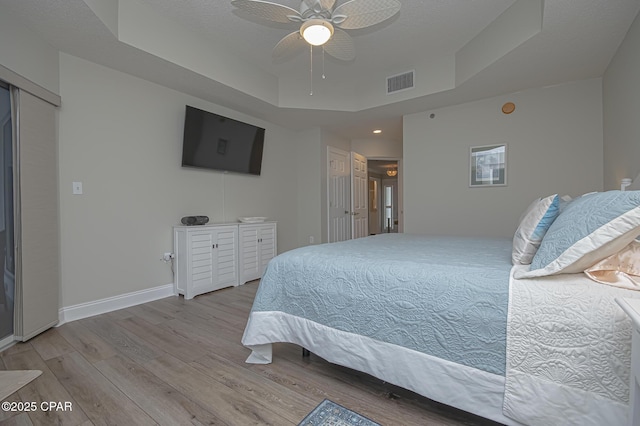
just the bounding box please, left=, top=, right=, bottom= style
left=301, top=19, right=334, bottom=46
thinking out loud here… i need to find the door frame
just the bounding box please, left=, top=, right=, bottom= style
left=367, top=157, right=403, bottom=233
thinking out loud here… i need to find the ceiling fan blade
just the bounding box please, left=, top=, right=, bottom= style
left=272, top=32, right=307, bottom=62
left=332, top=0, right=401, bottom=30
left=303, top=0, right=337, bottom=13
left=323, top=28, right=355, bottom=61
left=231, top=0, right=301, bottom=23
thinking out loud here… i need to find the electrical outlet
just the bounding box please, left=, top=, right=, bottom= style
left=309, top=236, right=314, bottom=244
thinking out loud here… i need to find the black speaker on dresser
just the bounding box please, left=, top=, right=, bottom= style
left=180, top=215, right=209, bottom=226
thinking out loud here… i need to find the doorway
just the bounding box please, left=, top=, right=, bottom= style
left=368, top=160, right=399, bottom=234
left=327, top=151, right=402, bottom=241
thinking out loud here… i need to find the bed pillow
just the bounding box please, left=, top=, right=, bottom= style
left=512, top=194, right=559, bottom=265
left=584, top=240, right=640, bottom=291
left=515, top=190, right=640, bottom=278
left=558, top=195, right=573, bottom=213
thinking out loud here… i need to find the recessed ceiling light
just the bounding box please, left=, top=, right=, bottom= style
left=373, top=129, right=382, bottom=134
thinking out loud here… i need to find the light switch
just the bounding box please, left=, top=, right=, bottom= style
left=72, top=181, right=83, bottom=195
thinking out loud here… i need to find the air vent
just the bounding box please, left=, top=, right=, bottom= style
left=387, top=71, right=414, bottom=94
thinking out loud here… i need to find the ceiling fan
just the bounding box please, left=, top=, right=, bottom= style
left=231, top=0, right=402, bottom=62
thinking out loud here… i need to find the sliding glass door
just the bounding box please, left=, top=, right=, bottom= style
left=0, top=82, right=14, bottom=340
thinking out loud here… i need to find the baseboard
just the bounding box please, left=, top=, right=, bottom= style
left=58, top=283, right=175, bottom=326
left=0, top=335, right=15, bottom=352
left=16, top=320, right=59, bottom=342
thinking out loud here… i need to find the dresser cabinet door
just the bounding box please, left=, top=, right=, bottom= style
left=239, top=226, right=261, bottom=284
left=175, top=225, right=239, bottom=299
left=213, top=227, right=238, bottom=290
left=188, top=230, right=216, bottom=298
left=239, top=222, right=277, bottom=284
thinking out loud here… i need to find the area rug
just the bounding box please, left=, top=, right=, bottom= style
left=0, top=370, right=42, bottom=400
left=298, top=399, right=381, bottom=426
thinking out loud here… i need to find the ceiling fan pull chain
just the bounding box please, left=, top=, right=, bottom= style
left=322, top=46, right=326, bottom=79
left=310, top=45, right=314, bottom=96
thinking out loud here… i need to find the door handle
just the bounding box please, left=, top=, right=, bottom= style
left=345, top=210, right=349, bottom=214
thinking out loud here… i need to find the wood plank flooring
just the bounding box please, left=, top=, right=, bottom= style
left=0, top=282, right=502, bottom=425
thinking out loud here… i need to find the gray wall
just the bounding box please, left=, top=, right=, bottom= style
left=295, top=127, right=323, bottom=247
left=603, top=11, right=640, bottom=190
left=351, top=137, right=402, bottom=159
left=0, top=7, right=59, bottom=95
left=403, top=78, right=604, bottom=237
left=57, top=54, right=303, bottom=307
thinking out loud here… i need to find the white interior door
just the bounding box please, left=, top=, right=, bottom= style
left=351, top=152, right=368, bottom=239
left=328, top=147, right=351, bottom=243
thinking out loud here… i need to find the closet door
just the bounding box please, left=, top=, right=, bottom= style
left=14, top=90, right=59, bottom=340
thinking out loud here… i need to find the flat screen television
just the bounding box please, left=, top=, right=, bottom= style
left=181, top=105, right=265, bottom=175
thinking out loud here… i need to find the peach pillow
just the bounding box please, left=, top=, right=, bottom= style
left=584, top=240, right=640, bottom=291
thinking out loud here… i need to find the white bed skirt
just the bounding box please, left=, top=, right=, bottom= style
left=242, top=311, right=524, bottom=425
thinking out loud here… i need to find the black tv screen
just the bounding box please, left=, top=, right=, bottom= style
left=181, top=105, right=265, bottom=175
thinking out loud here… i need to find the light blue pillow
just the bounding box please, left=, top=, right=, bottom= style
left=515, top=191, right=640, bottom=278
left=512, top=195, right=560, bottom=265
left=558, top=195, right=573, bottom=213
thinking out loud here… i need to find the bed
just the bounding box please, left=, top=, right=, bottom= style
left=242, top=190, right=640, bottom=425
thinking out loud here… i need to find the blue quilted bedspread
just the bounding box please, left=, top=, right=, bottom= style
left=251, top=234, right=513, bottom=375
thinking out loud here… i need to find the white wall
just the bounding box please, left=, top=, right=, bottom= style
left=0, top=7, right=59, bottom=95
left=296, top=127, right=323, bottom=247
left=58, top=53, right=301, bottom=307
left=403, top=78, right=604, bottom=237
left=603, top=11, right=640, bottom=190
left=351, top=137, right=402, bottom=159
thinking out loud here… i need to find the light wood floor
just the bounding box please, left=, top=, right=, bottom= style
left=0, top=281, right=502, bottom=425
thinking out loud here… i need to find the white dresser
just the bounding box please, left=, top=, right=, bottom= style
left=173, top=221, right=277, bottom=299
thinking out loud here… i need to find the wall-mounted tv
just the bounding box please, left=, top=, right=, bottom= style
left=181, top=105, right=265, bottom=175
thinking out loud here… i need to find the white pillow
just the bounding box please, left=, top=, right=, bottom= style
left=515, top=191, right=640, bottom=278
left=512, top=194, right=560, bottom=265
left=584, top=240, right=640, bottom=291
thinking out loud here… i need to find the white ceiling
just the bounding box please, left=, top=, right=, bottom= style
left=1, top=0, right=638, bottom=142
